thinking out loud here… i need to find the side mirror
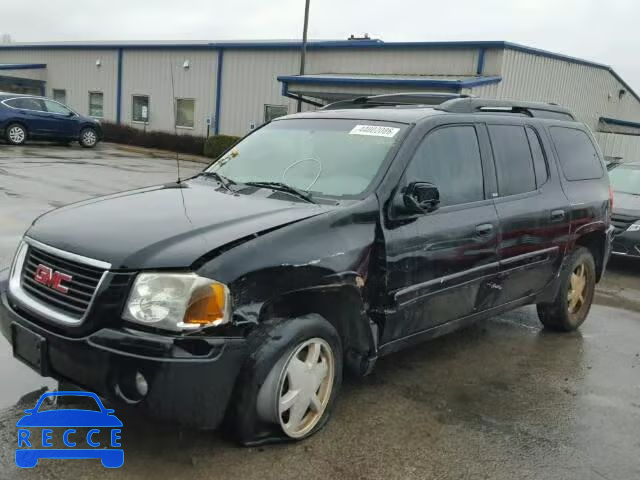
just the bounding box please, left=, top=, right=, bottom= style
left=403, top=182, right=440, bottom=214
left=67, top=111, right=75, bottom=117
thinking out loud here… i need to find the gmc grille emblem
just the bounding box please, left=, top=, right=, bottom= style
left=33, top=264, right=73, bottom=294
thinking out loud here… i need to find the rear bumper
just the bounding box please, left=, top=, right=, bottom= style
left=0, top=270, right=247, bottom=429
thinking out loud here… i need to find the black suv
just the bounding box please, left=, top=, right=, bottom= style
left=0, top=94, right=613, bottom=444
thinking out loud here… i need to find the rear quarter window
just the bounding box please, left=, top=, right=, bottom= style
left=550, top=127, right=603, bottom=181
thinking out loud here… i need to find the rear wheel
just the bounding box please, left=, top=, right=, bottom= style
left=79, top=127, right=98, bottom=148
left=6, top=123, right=27, bottom=145
left=537, top=247, right=596, bottom=331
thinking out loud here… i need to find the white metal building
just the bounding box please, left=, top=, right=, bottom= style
left=1, top=39, right=639, bottom=160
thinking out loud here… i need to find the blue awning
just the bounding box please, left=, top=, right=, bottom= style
left=600, top=116, right=640, bottom=130
left=278, top=73, right=502, bottom=90
left=278, top=73, right=502, bottom=104
left=0, top=63, right=46, bottom=70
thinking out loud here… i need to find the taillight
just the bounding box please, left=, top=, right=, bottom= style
left=609, top=185, right=614, bottom=211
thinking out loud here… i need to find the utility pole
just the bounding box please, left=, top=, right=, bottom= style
left=297, top=0, right=310, bottom=112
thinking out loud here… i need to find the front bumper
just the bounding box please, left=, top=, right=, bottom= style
left=0, top=270, right=247, bottom=429
left=611, top=229, right=640, bottom=258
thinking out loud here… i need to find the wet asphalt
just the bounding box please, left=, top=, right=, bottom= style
left=0, top=143, right=639, bottom=479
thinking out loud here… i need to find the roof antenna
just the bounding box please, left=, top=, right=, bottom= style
left=169, top=59, right=181, bottom=184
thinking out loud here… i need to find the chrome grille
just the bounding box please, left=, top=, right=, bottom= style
left=9, top=238, right=111, bottom=325
left=21, top=246, right=105, bottom=318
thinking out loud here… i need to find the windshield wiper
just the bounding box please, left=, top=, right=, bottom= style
left=244, top=181, right=316, bottom=204
left=200, top=171, right=236, bottom=192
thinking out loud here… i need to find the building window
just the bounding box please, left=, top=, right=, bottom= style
left=89, top=91, right=104, bottom=118
left=52, top=89, right=66, bottom=105
left=175, top=98, right=195, bottom=128
left=132, top=95, right=150, bottom=123
left=264, top=104, right=288, bottom=123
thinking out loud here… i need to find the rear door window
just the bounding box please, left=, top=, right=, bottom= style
left=5, top=97, right=46, bottom=111
left=550, top=127, right=603, bottom=181
left=488, top=125, right=536, bottom=196
left=406, top=125, right=485, bottom=206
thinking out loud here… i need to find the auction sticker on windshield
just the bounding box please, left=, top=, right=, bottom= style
left=349, top=125, right=400, bottom=138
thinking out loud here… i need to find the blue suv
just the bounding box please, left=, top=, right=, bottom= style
left=0, top=93, right=102, bottom=148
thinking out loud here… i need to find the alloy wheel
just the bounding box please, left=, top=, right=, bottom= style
left=567, top=263, right=588, bottom=314
left=273, top=338, right=335, bottom=438
left=8, top=126, right=25, bottom=144
left=82, top=129, right=97, bottom=146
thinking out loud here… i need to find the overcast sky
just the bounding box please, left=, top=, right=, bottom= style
left=3, top=0, right=640, bottom=89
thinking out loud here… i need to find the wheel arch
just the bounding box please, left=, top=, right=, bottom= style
left=6, top=120, right=29, bottom=135
left=259, top=285, right=377, bottom=376
left=573, top=226, right=607, bottom=282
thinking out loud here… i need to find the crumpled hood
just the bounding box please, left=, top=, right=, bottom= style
left=613, top=191, right=640, bottom=218
left=26, top=179, right=330, bottom=269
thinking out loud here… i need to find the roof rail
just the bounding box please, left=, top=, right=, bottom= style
left=322, top=92, right=472, bottom=110
left=435, top=98, right=576, bottom=120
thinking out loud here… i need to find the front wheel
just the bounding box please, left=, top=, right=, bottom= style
left=6, top=123, right=27, bottom=145
left=228, top=314, right=342, bottom=445
left=537, top=247, right=596, bottom=331
left=79, top=127, right=98, bottom=148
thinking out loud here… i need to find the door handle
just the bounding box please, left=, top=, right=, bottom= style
left=475, top=223, right=494, bottom=236
left=550, top=209, right=566, bottom=222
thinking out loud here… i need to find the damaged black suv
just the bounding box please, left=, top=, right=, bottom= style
left=0, top=94, right=613, bottom=444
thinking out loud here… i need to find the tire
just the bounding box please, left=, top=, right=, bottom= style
left=227, top=314, right=342, bottom=445
left=6, top=123, right=27, bottom=145
left=79, top=127, right=98, bottom=148
left=537, top=247, right=596, bottom=332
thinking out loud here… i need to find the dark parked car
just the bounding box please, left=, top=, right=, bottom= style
left=0, top=93, right=102, bottom=147
left=609, top=162, right=640, bottom=258
left=0, top=94, right=613, bottom=445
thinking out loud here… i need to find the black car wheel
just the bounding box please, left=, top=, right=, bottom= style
left=537, top=246, right=596, bottom=331
left=228, top=314, right=343, bottom=445
left=79, top=127, right=98, bottom=148
left=6, top=123, right=27, bottom=145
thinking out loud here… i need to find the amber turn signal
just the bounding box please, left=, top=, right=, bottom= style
left=183, top=283, right=228, bottom=326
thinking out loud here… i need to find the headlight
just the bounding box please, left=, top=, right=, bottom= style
left=123, top=273, right=231, bottom=331
left=628, top=221, right=640, bottom=232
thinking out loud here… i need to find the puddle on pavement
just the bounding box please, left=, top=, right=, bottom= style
left=0, top=338, right=57, bottom=410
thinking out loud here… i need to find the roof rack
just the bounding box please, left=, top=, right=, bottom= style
left=435, top=98, right=576, bottom=120
left=322, top=92, right=472, bottom=110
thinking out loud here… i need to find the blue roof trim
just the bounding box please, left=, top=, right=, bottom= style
left=1, top=40, right=637, bottom=102
left=0, top=39, right=625, bottom=70
left=0, top=63, right=46, bottom=70
left=600, top=117, right=640, bottom=129
left=277, top=75, right=502, bottom=89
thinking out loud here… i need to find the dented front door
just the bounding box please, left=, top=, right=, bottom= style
left=379, top=123, right=500, bottom=344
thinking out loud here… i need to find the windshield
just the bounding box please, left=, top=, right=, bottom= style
left=609, top=166, right=640, bottom=195
left=206, top=118, right=407, bottom=197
